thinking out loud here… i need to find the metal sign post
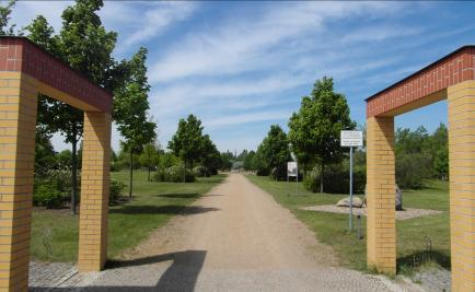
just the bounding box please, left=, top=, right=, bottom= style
left=340, top=130, right=363, bottom=232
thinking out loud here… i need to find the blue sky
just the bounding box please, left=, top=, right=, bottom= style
left=11, top=1, right=475, bottom=153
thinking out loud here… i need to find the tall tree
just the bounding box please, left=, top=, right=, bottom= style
left=139, top=143, right=160, bottom=182
left=0, top=0, right=16, bottom=35
left=288, top=77, right=355, bottom=193
left=115, top=47, right=156, bottom=197
left=168, top=114, right=204, bottom=180
left=255, top=125, right=290, bottom=180
left=24, top=0, right=127, bottom=214
left=199, top=135, right=221, bottom=176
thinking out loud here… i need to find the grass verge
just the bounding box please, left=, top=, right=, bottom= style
left=246, top=175, right=450, bottom=275
left=31, top=171, right=226, bottom=262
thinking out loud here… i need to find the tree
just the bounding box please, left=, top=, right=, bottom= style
left=139, top=143, right=160, bottom=182
left=288, top=77, right=355, bottom=193
left=115, top=47, right=156, bottom=197
left=431, top=123, right=448, bottom=180
left=199, top=135, right=221, bottom=176
left=0, top=0, right=16, bottom=35
left=168, top=114, right=204, bottom=180
left=255, top=125, right=290, bottom=180
left=220, top=151, right=234, bottom=171
left=23, top=0, right=128, bottom=214
left=243, top=150, right=256, bottom=171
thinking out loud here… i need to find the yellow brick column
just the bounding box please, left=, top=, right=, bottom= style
left=0, top=72, right=38, bottom=291
left=447, top=80, right=475, bottom=292
left=78, top=112, right=111, bottom=272
left=366, top=116, right=396, bottom=275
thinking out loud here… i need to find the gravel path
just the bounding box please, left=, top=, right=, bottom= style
left=301, top=205, right=442, bottom=220
left=31, top=174, right=421, bottom=291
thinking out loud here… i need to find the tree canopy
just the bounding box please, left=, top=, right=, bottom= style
left=288, top=76, right=354, bottom=192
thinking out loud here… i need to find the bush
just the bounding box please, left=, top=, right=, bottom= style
left=110, top=179, right=126, bottom=204
left=192, top=165, right=208, bottom=177
left=270, top=165, right=287, bottom=181
left=33, top=183, right=65, bottom=209
left=396, top=152, right=432, bottom=189
left=153, top=164, right=195, bottom=183
left=303, top=163, right=366, bottom=194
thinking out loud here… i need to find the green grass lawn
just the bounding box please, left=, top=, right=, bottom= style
left=31, top=171, right=226, bottom=262
left=247, top=175, right=450, bottom=275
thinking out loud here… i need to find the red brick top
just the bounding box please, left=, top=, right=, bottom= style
left=366, top=46, right=475, bottom=117
left=0, top=37, right=112, bottom=112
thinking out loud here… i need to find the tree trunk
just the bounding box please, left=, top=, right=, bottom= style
left=148, top=167, right=151, bottom=182
left=183, top=160, right=186, bottom=183
left=71, top=133, right=78, bottom=215
left=129, top=150, right=133, bottom=199
left=320, top=163, right=324, bottom=194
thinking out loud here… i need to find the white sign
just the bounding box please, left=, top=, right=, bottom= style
left=340, top=130, right=363, bottom=147
left=287, top=162, right=298, bottom=177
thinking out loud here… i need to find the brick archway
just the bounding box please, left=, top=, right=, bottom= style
left=0, top=37, right=112, bottom=290
left=365, top=45, right=474, bottom=291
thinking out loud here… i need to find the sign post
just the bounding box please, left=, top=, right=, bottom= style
left=340, top=130, right=363, bottom=232
left=287, top=161, right=298, bottom=194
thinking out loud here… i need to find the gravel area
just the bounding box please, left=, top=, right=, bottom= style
left=413, top=267, right=451, bottom=292
left=29, top=174, right=424, bottom=291
left=301, top=205, right=442, bottom=220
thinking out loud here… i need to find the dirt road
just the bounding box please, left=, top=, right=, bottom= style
left=59, top=174, right=401, bottom=291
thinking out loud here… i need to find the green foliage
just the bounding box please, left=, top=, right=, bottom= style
left=109, top=179, right=126, bottom=204
left=153, top=164, right=195, bottom=183
left=199, top=135, right=221, bottom=175
left=303, top=163, right=366, bottom=194
left=220, top=151, right=234, bottom=171
left=192, top=165, right=208, bottom=177
left=288, top=77, right=355, bottom=191
left=168, top=114, right=204, bottom=169
left=159, top=152, right=181, bottom=169
left=24, top=0, right=129, bottom=214
left=255, top=125, right=290, bottom=180
left=0, top=0, right=16, bottom=35
left=396, top=153, right=433, bottom=189
left=395, top=124, right=448, bottom=188
left=243, top=150, right=256, bottom=171
left=139, top=143, right=160, bottom=181
left=34, top=183, right=65, bottom=209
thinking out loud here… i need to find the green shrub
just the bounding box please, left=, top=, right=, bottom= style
left=110, top=179, right=126, bottom=204
left=396, top=152, right=432, bottom=189
left=193, top=165, right=208, bottom=177
left=303, top=163, right=366, bottom=194
left=270, top=165, right=287, bottom=181
left=153, top=164, right=195, bottom=183
left=33, top=183, right=64, bottom=209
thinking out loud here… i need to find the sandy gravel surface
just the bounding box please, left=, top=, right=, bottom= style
left=39, top=174, right=420, bottom=291
left=301, top=205, right=443, bottom=220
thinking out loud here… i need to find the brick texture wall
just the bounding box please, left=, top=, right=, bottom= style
left=367, top=46, right=475, bottom=117
left=366, top=116, right=396, bottom=275
left=447, top=80, right=475, bottom=292
left=0, top=37, right=112, bottom=113
left=77, top=112, right=111, bottom=272
left=0, top=72, right=38, bottom=291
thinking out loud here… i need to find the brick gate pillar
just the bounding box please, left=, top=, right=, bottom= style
left=0, top=72, right=38, bottom=291
left=447, top=80, right=475, bottom=292
left=366, top=116, right=396, bottom=275
left=78, top=112, right=111, bottom=272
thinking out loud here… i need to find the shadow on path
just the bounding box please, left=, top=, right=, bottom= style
left=31, top=250, right=207, bottom=292
left=109, top=205, right=219, bottom=215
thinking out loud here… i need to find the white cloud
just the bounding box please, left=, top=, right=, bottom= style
left=204, top=110, right=291, bottom=129
left=124, top=2, right=196, bottom=47
left=149, top=2, right=405, bottom=83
